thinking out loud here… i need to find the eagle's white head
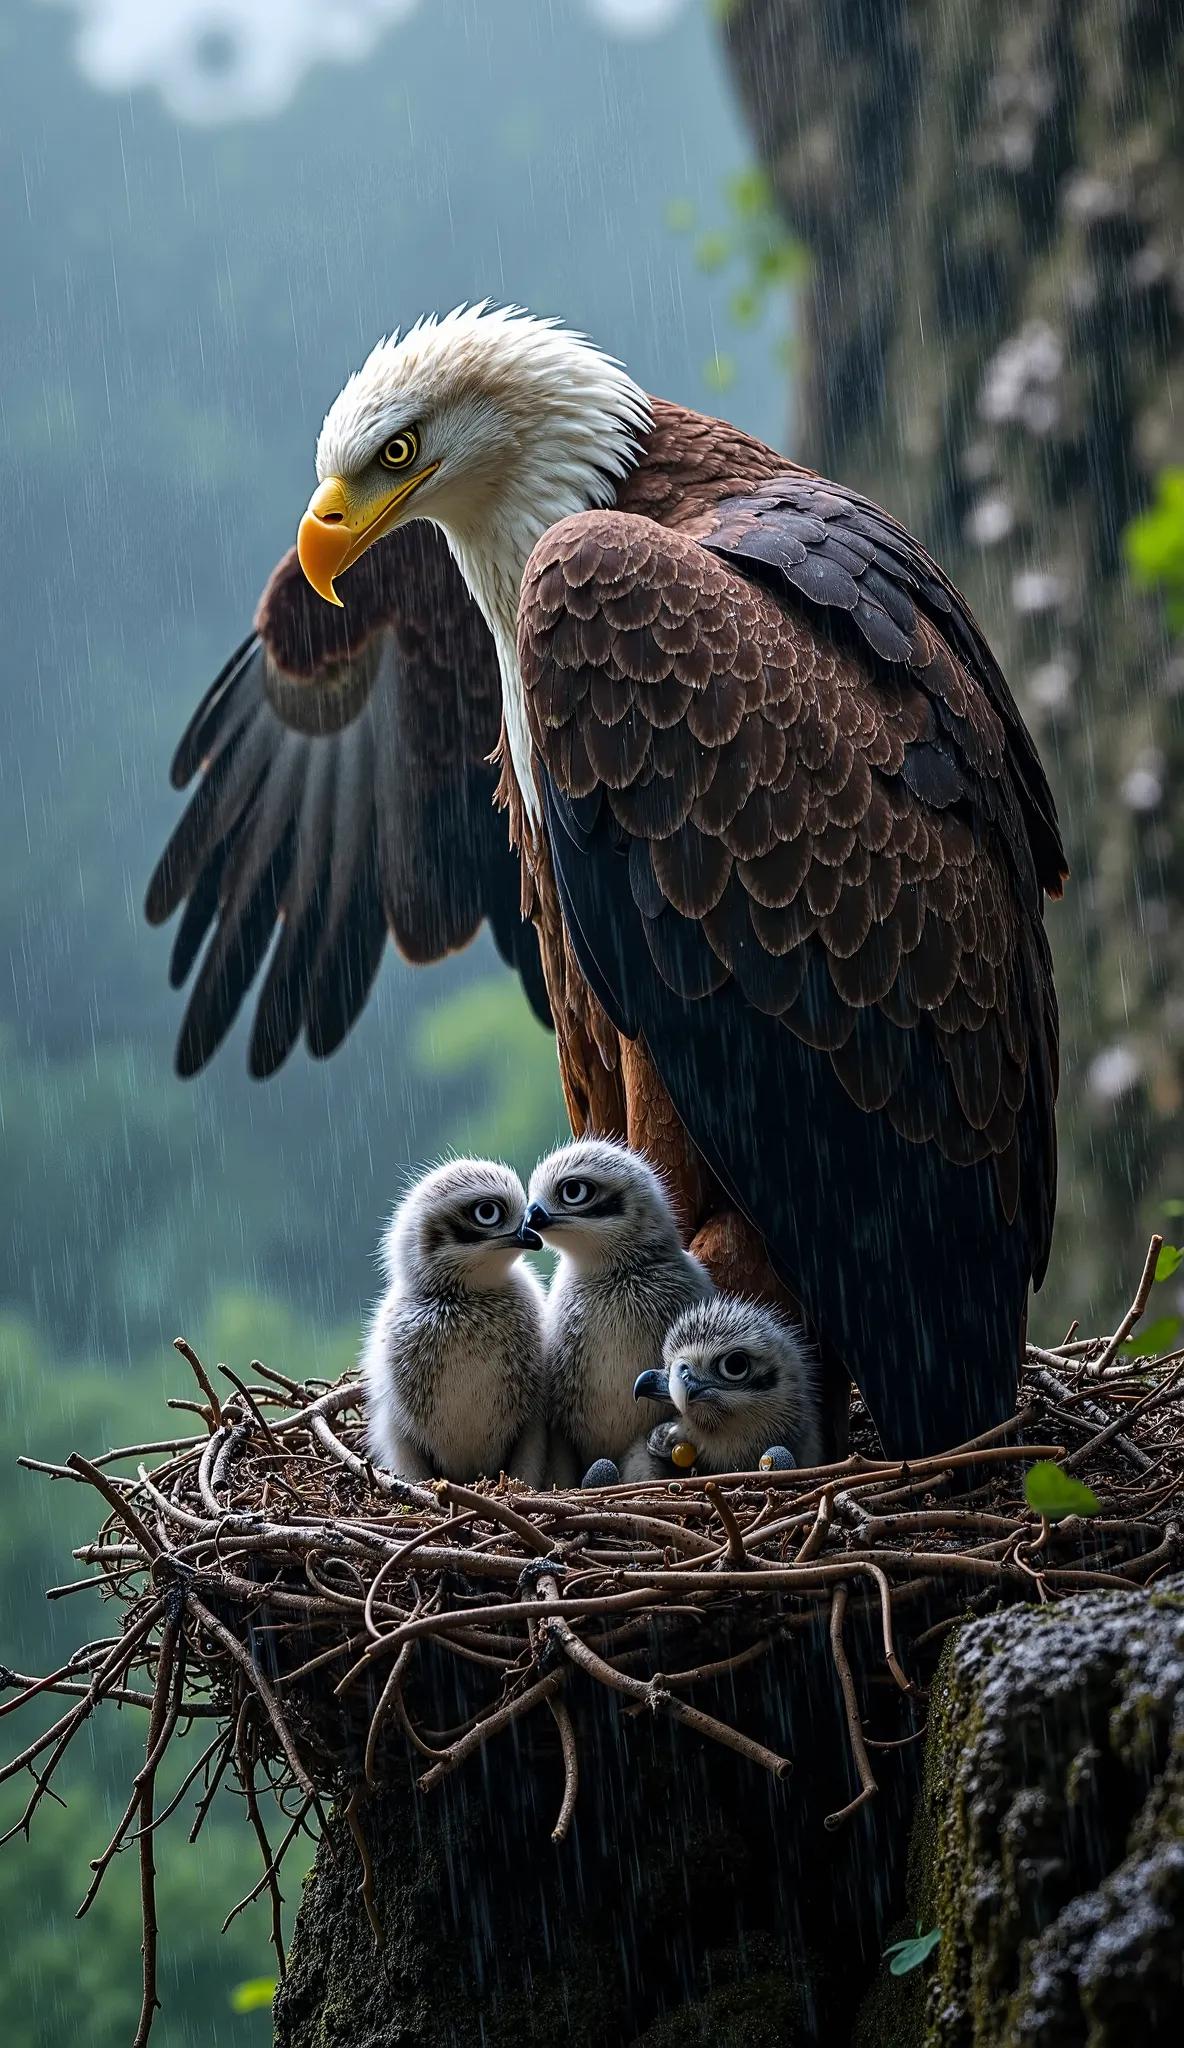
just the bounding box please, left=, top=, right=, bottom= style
left=297, top=304, right=651, bottom=814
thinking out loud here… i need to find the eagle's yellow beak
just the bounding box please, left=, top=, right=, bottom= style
left=296, top=466, right=439, bottom=607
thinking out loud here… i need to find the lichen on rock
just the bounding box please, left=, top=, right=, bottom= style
left=908, top=1580, right=1184, bottom=2045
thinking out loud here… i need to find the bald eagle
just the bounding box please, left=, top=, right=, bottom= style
left=147, top=304, right=1064, bottom=1458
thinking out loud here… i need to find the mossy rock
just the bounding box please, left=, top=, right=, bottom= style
left=884, top=1580, right=1184, bottom=2045
left=849, top=1920, right=927, bottom=2048
left=629, top=1939, right=804, bottom=2045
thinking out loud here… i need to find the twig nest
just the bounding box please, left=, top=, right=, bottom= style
left=761, top=1446, right=797, bottom=1472
left=580, top=1459, right=620, bottom=1489
left=6, top=1297, right=1184, bottom=2048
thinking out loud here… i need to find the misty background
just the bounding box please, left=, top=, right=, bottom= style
left=7, top=0, right=1184, bottom=2039
left=0, top=3, right=790, bottom=2040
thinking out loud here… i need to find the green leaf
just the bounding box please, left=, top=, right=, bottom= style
left=664, top=197, right=695, bottom=234
left=884, top=1928, right=942, bottom=1976
left=413, top=974, right=567, bottom=1170
left=1121, top=1313, right=1182, bottom=1359
left=725, top=166, right=772, bottom=219
left=694, top=230, right=732, bottom=273
left=754, top=238, right=811, bottom=287
left=230, top=1978, right=277, bottom=2013
left=1163, top=1199, right=1184, bottom=1219
left=1155, top=1244, right=1182, bottom=1282
left=1126, top=469, right=1184, bottom=612
left=1024, top=1463, right=1101, bottom=1522
left=729, top=285, right=761, bottom=327
left=702, top=352, right=737, bottom=392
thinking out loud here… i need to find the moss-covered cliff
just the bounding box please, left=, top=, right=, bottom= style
left=855, top=1582, right=1184, bottom=2045
left=721, top=0, right=1184, bottom=1332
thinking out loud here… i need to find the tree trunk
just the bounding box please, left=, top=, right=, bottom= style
left=273, top=1634, right=920, bottom=2047
left=720, top=0, right=1184, bottom=1335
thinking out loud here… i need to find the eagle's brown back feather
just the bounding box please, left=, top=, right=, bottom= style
left=519, top=506, right=1055, bottom=1244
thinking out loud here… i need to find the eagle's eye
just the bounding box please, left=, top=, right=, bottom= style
left=379, top=428, right=419, bottom=472
left=717, top=1351, right=751, bottom=1382
left=558, top=1178, right=592, bottom=1207
left=471, top=1199, right=504, bottom=1228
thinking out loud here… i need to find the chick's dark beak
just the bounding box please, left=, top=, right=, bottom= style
left=515, top=1201, right=551, bottom=1251
left=633, top=1369, right=670, bottom=1403
left=677, top=1371, right=716, bottom=1406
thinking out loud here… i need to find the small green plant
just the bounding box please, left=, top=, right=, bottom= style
left=1024, top=1463, right=1101, bottom=1521
left=1125, top=469, right=1184, bottom=628
left=665, top=167, right=809, bottom=391
left=883, top=1925, right=942, bottom=1976
left=703, top=351, right=737, bottom=392
left=230, top=1977, right=278, bottom=2013
left=1122, top=1314, right=1182, bottom=1358
left=413, top=973, right=567, bottom=1169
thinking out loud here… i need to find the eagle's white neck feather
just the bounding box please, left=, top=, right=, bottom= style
left=316, top=306, right=651, bottom=827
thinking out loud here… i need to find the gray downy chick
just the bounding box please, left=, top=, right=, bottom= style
left=522, top=1138, right=713, bottom=1480
left=621, top=1296, right=823, bottom=1479
left=360, top=1159, right=547, bottom=1485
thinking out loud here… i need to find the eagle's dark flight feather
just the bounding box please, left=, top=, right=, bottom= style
left=145, top=527, right=551, bottom=1077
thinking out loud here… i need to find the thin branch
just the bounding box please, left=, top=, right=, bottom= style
left=704, top=1482, right=749, bottom=1567
left=547, top=1691, right=579, bottom=1843
left=219, top=1367, right=283, bottom=1451
left=188, top=1729, right=235, bottom=1844
left=79, top=1624, right=188, bottom=1919
left=131, top=1612, right=181, bottom=2048
left=431, top=1479, right=556, bottom=1555
left=1029, top=1366, right=1154, bottom=1473
left=186, top=1592, right=319, bottom=1809
left=234, top=1701, right=286, bottom=1983
left=364, top=1642, right=418, bottom=1787
left=824, top=1586, right=877, bottom=1830
left=64, top=1455, right=161, bottom=1559
left=416, top=1672, right=567, bottom=1792
left=535, top=1576, right=791, bottom=1782
left=344, top=1786, right=384, bottom=1947
left=222, top=1798, right=313, bottom=1933
left=795, top=1488, right=834, bottom=1563
left=1089, top=1236, right=1163, bottom=1374
left=173, top=1339, right=222, bottom=1429
left=1062, top=1366, right=1184, bottom=1470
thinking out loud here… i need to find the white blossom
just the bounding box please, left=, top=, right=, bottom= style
left=1087, top=1045, right=1141, bottom=1102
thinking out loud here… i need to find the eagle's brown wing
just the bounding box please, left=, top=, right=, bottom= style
left=518, top=499, right=1062, bottom=1458
left=147, top=525, right=549, bottom=1079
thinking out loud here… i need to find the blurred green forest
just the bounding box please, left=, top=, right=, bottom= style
left=0, top=1, right=782, bottom=2038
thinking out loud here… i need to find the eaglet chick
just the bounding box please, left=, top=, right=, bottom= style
left=623, top=1296, right=823, bottom=1478
left=521, top=1138, right=713, bottom=1482
left=361, top=1159, right=547, bottom=1485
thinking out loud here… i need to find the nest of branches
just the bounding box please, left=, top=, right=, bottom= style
left=4, top=1236, right=1184, bottom=2043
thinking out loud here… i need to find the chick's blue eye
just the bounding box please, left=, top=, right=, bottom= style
left=718, top=1352, right=751, bottom=1382
left=559, top=1179, right=591, bottom=1206
left=472, top=1200, right=504, bottom=1228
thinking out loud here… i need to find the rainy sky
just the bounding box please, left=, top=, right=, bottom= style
left=0, top=13, right=788, bottom=2027
left=1, top=0, right=787, bottom=1347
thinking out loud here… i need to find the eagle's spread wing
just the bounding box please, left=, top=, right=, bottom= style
left=519, top=498, right=1062, bottom=1457
left=147, top=526, right=549, bottom=1078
